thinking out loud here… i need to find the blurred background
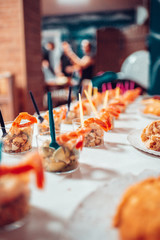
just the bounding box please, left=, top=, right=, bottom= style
left=0, top=0, right=150, bottom=121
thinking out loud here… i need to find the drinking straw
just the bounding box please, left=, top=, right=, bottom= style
left=78, top=93, right=84, bottom=127
left=0, top=141, right=2, bottom=163
left=103, top=90, right=109, bottom=109
left=67, top=87, right=72, bottom=112
left=84, top=90, right=98, bottom=117
left=0, top=110, right=7, bottom=137
left=77, top=85, right=83, bottom=100
left=29, top=91, right=44, bottom=123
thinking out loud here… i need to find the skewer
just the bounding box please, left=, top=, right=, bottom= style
left=115, top=87, right=120, bottom=99
left=93, top=87, right=98, bottom=97
left=84, top=90, right=98, bottom=117
left=88, top=81, right=92, bottom=97
left=79, top=93, right=84, bottom=127
left=103, top=90, right=109, bottom=109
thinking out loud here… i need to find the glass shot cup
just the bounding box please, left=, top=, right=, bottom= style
left=62, top=110, right=77, bottom=125
left=0, top=172, right=30, bottom=231
left=1, top=121, right=34, bottom=154
left=72, top=118, right=104, bottom=148
left=37, top=117, right=61, bottom=134
left=37, top=131, right=79, bottom=174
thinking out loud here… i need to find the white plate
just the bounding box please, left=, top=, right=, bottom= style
left=127, top=129, right=160, bottom=156
left=65, top=170, right=160, bottom=240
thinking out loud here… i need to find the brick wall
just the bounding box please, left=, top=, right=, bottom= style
left=23, top=0, right=44, bottom=114
left=0, top=0, right=44, bottom=120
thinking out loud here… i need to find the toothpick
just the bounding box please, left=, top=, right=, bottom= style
left=88, top=81, right=92, bottom=97
left=103, top=90, right=109, bottom=109
left=84, top=90, right=98, bottom=117
left=93, top=87, right=98, bottom=97
left=115, top=87, right=120, bottom=99
left=79, top=93, right=84, bottom=127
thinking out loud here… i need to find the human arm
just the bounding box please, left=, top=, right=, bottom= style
left=63, top=43, right=94, bottom=69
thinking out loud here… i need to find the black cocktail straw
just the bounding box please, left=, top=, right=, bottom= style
left=67, top=87, right=72, bottom=112
left=29, top=91, right=44, bottom=123
left=0, top=110, right=7, bottom=137
left=77, top=85, right=83, bottom=100
left=0, top=141, right=2, bottom=163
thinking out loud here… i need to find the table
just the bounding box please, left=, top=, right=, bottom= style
left=1, top=98, right=160, bottom=240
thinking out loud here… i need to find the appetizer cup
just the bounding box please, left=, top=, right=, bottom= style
left=72, top=118, right=104, bottom=148
left=63, top=110, right=77, bottom=125
left=0, top=173, right=30, bottom=230
left=0, top=152, right=44, bottom=231
left=37, top=113, right=61, bottom=134
left=1, top=121, right=34, bottom=154
left=37, top=131, right=79, bottom=174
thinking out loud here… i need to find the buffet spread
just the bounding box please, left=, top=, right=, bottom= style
left=1, top=85, right=160, bottom=240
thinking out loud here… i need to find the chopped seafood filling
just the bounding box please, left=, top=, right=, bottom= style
left=84, top=123, right=104, bottom=147
left=3, top=126, right=33, bottom=153
left=39, top=140, right=79, bottom=172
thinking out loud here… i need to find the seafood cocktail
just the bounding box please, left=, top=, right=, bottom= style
left=0, top=152, right=44, bottom=228
left=38, top=107, right=66, bottom=133
left=73, top=113, right=113, bottom=147
left=2, top=113, right=37, bottom=153
left=37, top=128, right=89, bottom=173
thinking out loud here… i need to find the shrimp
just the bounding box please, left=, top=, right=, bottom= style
left=92, top=92, right=103, bottom=106
left=42, top=108, right=63, bottom=131
left=109, top=99, right=126, bottom=113
left=59, top=106, right=67, bottom=120
left=105, top=106, right=121, bottom=119
left=122, top=88, right=141, bottom=103
left=44, top=107, right=65, bottom=122
left=98, top=110, right=113, bottom=130
left=56, top=127, right=91, bottom=150
left=0, top=151, right=44, bottom=189
left=11, top=112, right=37, bottom=128
left=73, top=100, right=91, bottom=116
left=83, top=117, right=110, bottom=132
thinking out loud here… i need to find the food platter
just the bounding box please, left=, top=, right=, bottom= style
left=65, top=170, right=160, bottom=240
left=139, top=108, right=160, bottom=120
left=127, top=129, right=160, bottom=156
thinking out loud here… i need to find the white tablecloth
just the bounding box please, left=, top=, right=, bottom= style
left=1, top=98, right=160, bottom=240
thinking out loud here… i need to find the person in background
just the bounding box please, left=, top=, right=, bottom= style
left=42, top=41, right=55, bottom=81
left=56, top=41, right=73, bottom=77
left=63, top=40, right=95, bottom=83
